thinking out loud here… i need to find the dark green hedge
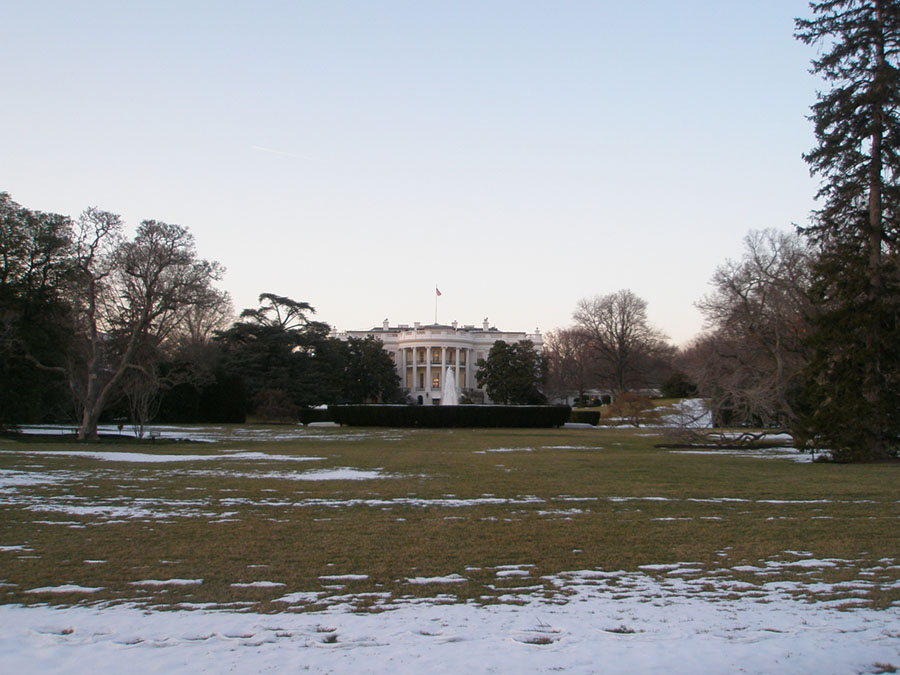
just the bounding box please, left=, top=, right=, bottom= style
left=297, top=408, right=335, bottom=425
left=330, top=405, right=571, bottom=428
left=569, top=410, right=601, bottom=425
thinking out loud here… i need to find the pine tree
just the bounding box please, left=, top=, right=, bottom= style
left=793, top=0, right=900, bottom=460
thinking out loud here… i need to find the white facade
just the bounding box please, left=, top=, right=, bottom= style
left=334, top=318, right=542, bottom=404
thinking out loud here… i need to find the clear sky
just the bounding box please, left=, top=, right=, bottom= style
left=1, top=1, right=820, bottom=345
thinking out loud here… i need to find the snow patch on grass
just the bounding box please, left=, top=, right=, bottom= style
left=8, top=449, right=326, bottom=464
left=289, top=468, right=391, bottom=481
left=26, top=585, right=103, bottom=594
left=473, top=447, right=534, bottom=454
left=407, top=574, right=467, bottom=584
left=130, top=579, right=203, bottom=587
left=230, top=581, right=286, bottom=589
left=671, top=447, right=813, bottom=463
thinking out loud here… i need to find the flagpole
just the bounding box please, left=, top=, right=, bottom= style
left=434, top=284, right=438, bottom=324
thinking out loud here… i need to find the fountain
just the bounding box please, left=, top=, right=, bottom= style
left=441, top=366, right=460, bottom=405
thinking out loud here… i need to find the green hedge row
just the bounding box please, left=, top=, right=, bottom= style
left=330, top=405, right=571, bottom=428
left=568, top=410, right=601, bottom=425
left=297, top=408, right=334, bottom=425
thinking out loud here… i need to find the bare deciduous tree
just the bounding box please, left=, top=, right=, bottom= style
left=690, top=229, right=813, bottom=428
left=542, top=327, right=595, bottom=403
left=120, top=346, right=162, bottom=439
left=573, top=289, right=668, bottom=395
left=176, top=287, right=234, bottom=349
left=61, top=212, right=222, bottom=440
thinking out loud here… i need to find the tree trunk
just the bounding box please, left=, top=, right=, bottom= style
left=78, top=403, right=101, bottom=441
left=863, top=0, right=888, bottom=459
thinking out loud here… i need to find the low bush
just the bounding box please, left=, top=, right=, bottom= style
left=297, top=408, right=334, bottom=425
left=569, top=410, right=601, bottom=425
left=252, top=389, right=298, bottom=423
left=606, top=393, right=656, bottom=427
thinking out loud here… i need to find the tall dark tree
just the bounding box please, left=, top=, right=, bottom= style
left=216, top=294, right=332, bottom=413
left=476, top=340, right=546, bottom=405
left=794, top=1, right=900, bottom=460
left=0, top=193, right=74, bottom=425
left=341, top=336, right=402, bottom=403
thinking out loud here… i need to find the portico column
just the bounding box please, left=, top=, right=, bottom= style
left=425, top=348, right=431, bottom=398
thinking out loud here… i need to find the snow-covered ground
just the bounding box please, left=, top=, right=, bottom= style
left=657, top=398, right=713, bottom=428
left=14, top=423, right=382, bottom=444
left=601, top=398, right=714, bottom=429
left=671, top=446, right=812, bottom=463
left=2, top=564, right=899, bottom=674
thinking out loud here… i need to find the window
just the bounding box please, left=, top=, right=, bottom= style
left=432, top=374, right=440, bottom=390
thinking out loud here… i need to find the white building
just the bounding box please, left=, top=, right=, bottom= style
left=334, top=318, right=543, bottom=404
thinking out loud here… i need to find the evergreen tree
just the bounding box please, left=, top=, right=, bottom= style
left=216, top=294, right=332, bottom=412
left=793, top=0, right=900, bottom=460
left=475, top=340, right=546, bottom=405
left=0, top=193, right=74, bottom=425
left=341, top=336, right=402, bottom=403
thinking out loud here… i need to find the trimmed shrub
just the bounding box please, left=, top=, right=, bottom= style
left=297, top=408, right=334, bottom=425
left=569, top=410, right=601, bottom=425
left=330, top=405, right=571, bottom=428
left=252, top=389, right=299, bottom=423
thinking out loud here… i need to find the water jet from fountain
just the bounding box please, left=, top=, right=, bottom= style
left=441, top=366, right=459, bottom=405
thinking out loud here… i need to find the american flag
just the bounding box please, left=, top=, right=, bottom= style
left=435, top=286, right=442, bottom=296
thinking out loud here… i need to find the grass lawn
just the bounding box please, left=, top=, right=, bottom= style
left=1, top=425, right=898, bottom=613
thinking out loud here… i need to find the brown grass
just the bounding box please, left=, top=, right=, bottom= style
left=1, top=425, right=899, bottom=612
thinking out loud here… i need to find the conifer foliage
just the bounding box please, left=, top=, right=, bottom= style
left=793, top=0, right=900, bottom=460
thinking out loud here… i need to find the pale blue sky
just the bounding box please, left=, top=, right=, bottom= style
left=1, top=1, right=819, bottom=344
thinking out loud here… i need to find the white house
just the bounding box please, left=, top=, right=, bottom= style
left=333, top=318, right=542, bottom=404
